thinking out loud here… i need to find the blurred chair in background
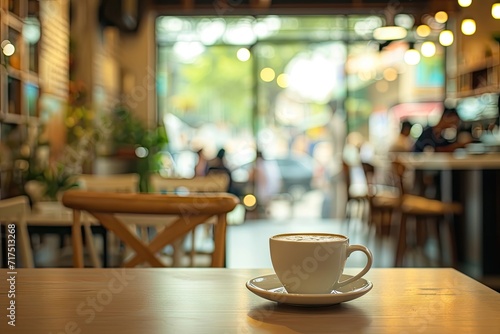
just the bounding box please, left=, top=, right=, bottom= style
left=361, top=162, right=400, bottom=236
left=63, top=191, right=239, bottom=268
left=75, top=173, right=140, bottom=266
left=342, top=161, right=369, bottom=228
left=392, top=160, right=461, bottom=267
left=149, top=173, right=239, bottom=266
left=0, top=196, right=33, bottom=268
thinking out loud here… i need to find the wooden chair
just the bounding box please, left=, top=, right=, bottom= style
left=149, top=173, right=229, bottom=194
left=75, top=173, right=140, bottom=267
left=392, top=160, right=461, bottom=267
left=361, top=162, right=400, bottom=235
left=342, top=161, right=369, bottom=226
left=0, top=196, right=33, bottom=268
left=62, top=190, right=239, bottom=268
left=76, top=173, right=140, bottom=193
left=149, top=173, right=230, bottom=265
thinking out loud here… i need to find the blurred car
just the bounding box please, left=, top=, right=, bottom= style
left=231, top=154, right=315, bottom=200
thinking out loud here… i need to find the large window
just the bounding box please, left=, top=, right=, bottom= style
left=156, top=15, right=445, bottom=217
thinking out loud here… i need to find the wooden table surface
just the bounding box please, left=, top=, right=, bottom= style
left=1, top=268, right=499, bottom=334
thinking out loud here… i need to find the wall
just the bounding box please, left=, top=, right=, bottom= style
left=117, top=11, right=157, bottom=127
left=456, top=1, right=500, bottom=69
left=39, top=0, right=70, bottom=160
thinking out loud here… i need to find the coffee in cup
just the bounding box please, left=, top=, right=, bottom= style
left=269, top=232, right=373, bottom=294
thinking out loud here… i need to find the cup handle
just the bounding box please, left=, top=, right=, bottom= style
left=335, top=244, right=373, bottom=288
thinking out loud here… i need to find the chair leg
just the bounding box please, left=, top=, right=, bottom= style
left=434, top=219, right=443, bottom=266
left=190, top=230, right=196, bottom=267
left=84, top=223, right=102, bottom=268
left=395, top=213, right=408, bottom=267
left=445, top=218, right=458, bottom=268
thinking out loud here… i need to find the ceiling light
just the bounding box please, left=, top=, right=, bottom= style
left=461, top=19, right=476, bottom=35
left=435, top=11, right=448, bottom=24
left=421, top=41, right=436, bottom=57
left=458, top=0, right=472, bottom=7
left=404, top=44, right=421, bottom=65
left=492, top=4, right=500, bottom=19
left=373, top=26, right=407, bottom=40
left=416, top=25, right=431, bottom=37
left=439, top=30, right=454, bottom=46
left=1, top=40, right=15, bottom=56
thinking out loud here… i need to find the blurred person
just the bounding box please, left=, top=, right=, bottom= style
left=324, top=100, right=347, bottom=218
left=194, top=149, right=208, bottom=176
left=207, top=148, right=237, bottom=196
left=389, top=120, right=414, bottom=152
left=413, top=108, right=472, bottom=153
left=413, top=108, right=472, bottom=198
left=250, top=150, right=282, bottom=216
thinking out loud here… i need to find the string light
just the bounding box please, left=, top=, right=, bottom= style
left=421, top=41, right=436, bottom=57
left=461, top=19, right=476, bottom=35
left=439, top=30, right=454, bottom=46
left=458, top=0, right=472, bottom=8
left=404, top=44, right=421, bottom=65
left=492, top=3, right=500, bottom=19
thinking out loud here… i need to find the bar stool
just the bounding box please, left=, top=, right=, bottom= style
left=392, top=160, right=461, bottom=267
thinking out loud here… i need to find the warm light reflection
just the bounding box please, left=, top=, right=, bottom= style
left=492, top=4, right=500, bottom=19
left=373, top=26, right=407, bottom=40
left=243, top=194, right=257, bottom=208
left=458, top=0, right=472, bottom=7
left=439, top=30, right=454, bottom=46
left=260, top=67, right=275, bottom=82
left=461, top=19, right=476, bottom=35
left=421, top=41, right=436, bottom=57
left=276, top=73, right=288, bottom=88
left=237, top=48, right=251, bottom=61
left=383, top=68, right=398, bottom=81
left=416, top=25, right=431, bottom=37
left=404, top=48, right=421, bottom=65
left=434, top=11, right=448, bottom=24
left=1, top=40, right=15, bottom=56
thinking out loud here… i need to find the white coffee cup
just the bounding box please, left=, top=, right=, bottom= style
left=269, top=233, right=373, bottom=294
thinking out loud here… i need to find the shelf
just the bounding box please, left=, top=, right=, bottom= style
left=0, top=0, right=40, bottom=121
left=457, top=60, right=500, bottom=98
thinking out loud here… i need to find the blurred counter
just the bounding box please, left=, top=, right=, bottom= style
left=393, top=151, right=500, bottom=170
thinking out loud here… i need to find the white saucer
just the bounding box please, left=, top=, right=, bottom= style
left=246, top=273, right=373, bottom=306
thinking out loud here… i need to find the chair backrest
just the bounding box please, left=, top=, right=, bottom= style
left=391, top=159, right=407, bottom=195
left=76, top=173, right=139, bottom=193
left=361, top=162, right=376, bottom=196
left=0, top=196, right=29, bottom=221
left=0, top=196, right=33, bottom=267
left=149, top=173, right=229, bottom=194
left=62, top=190, right=239, bottom=267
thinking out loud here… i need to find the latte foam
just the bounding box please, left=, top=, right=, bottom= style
left=273, top=234, right=345, bottom=242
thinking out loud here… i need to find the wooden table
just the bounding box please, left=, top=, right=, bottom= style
left=0, top=268, right=499, bottom=333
